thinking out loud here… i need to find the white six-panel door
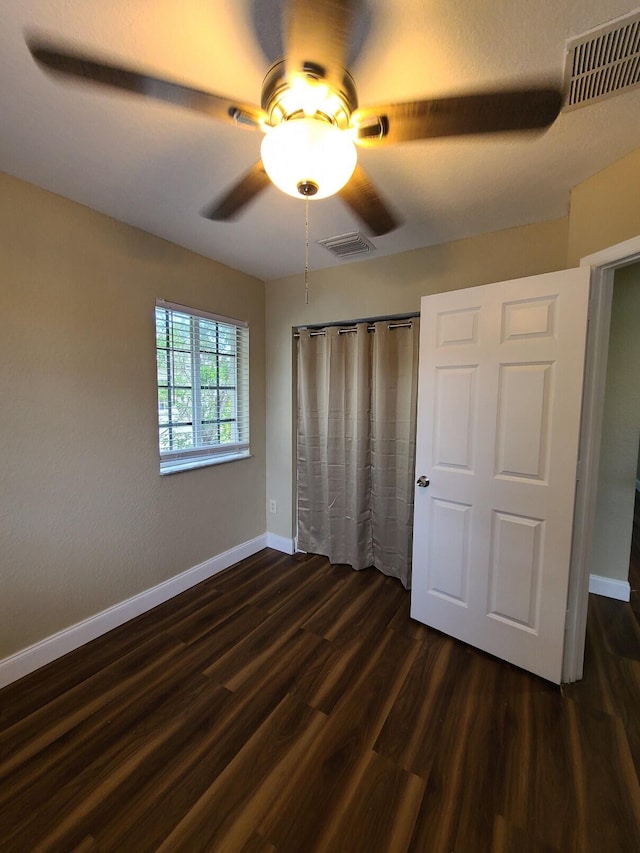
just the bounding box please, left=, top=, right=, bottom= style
left=410, top=268, right=590, bottom=683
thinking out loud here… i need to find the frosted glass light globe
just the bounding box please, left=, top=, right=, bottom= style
left=261, top=117, right=357, bottom=200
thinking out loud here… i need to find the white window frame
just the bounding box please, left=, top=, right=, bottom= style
left=155, top=299, right=250, bottom=475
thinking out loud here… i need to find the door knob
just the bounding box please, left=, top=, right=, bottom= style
left=416, top=475, right=430, bottom=488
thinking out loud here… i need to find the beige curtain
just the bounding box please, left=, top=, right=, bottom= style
left=296, top=319, right=420, bottom=588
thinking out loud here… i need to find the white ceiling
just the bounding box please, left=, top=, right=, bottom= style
left=2, top=0, right=640, bottom=282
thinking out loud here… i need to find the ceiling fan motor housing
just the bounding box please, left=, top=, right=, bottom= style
left=260, top=59, right=358, bottom=127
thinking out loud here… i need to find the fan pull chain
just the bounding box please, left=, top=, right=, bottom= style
left=304, top=197, right=310, bottom=305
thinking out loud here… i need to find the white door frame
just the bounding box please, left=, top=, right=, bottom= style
left=563, top=234, right=640, bottom=682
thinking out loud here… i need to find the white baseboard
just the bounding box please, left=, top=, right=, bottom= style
left=266, top=532, right=296, bottom=555
left=0, top=534, right=268, bottom=689
left=589, top=573, right=631, bottom=602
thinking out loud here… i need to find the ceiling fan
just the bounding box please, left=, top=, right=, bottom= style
left=27, top=0, right=563, bottom=237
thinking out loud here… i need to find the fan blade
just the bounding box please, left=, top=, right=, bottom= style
left=338, top=164, right=399, bottom=236
left=285, top=0, right=355, bottom=87
left=28, top=41, right=266, bottom=129
left=202, top=161, right=271, bottom=221
left=352, top=87, right=563, bottom=146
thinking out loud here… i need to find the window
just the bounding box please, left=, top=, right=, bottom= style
left=155, top=299, right=249, bottom=474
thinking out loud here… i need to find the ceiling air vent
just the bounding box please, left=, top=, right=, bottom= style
left=318, top=231, right=376, bottom=259
left=564, top=10, right=640, bottom=110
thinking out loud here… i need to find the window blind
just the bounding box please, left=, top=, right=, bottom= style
left=155, top=299, right=249, bottom=473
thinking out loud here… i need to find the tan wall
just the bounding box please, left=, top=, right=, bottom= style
left=0, top=173, right=266, bottom=659
left=589, top=262, right=640, bottom=582
left=567, top=147, right=640, bottom=266
left=265, top=217, right=570, bottom=540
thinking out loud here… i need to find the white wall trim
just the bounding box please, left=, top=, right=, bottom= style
left=580, top=235, right=640, bottom=270
left=0, top=534, right=267, bottom=689
left=266, top=532, right=296, bottom=555
left=589, top=574, right=631, bottom=602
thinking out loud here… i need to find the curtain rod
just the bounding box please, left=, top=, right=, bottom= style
left=294, top=320, right=415, bottom=339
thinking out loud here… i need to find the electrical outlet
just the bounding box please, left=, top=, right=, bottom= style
left=269, top=499, right=277, bottom=514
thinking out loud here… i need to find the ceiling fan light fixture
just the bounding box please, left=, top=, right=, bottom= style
left=284, top=76, right=330, bottom=117
left=260, top=117, right=357, bottom=200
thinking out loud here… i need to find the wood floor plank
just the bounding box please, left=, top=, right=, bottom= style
left=449, top=656, right=513, bottom=853
left=178, top=551, right=320, bottom=641
left=288, top=573, right=406, bottom=718
left=301, top=565, right=386, bottom=638
left=1, top=547, right=639, bottom=851
left=290, top=627, right=378, bottom=715
left=405, top=652, right=496, bottom=852
left=387, top=595, right=431, bottom=640
left=565, top=593, right=640, bottom=784
left=0, top=626, right=178, bottom=731
left=497, top=672, right=575, bottom=851
left=94, top=627, right=327, bottom=852
left=1, top=605, right=269, bottom=843
left=314, top=750, right=425, bottom=853
left=566, top=698, right=640, bottom=852
left=0, top=663, right=219, bottom=826
left=257, top=628, right=420, bottom=850
left=491, top=815, right=561, bottom=853
left=249, top=553, right=335, bottom=614
left=69, top=837, right=100, bottom=853
left=373, top=631, right=457, bottom=775
left=0, top=633, right=186, bottom=780
left=315, top=573, right=405, bottom=648
left=162, top=582, right=266, bottom=642
left=154, top=694, right=326, bottom=852
left=611, top=655, right=640, bottom=778
left=591, top=592, right=640, bottom=661
left=2, top=678, right=233, bottom=852
left=239, top=833, right=277, bottom=853
left=203, top=572, right=341, bottom=690
left=292, top=583, right=409, bottom=715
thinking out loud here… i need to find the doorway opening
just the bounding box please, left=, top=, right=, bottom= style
left=564, top=236, right=640, bottom=682
left=588, top=262, right=640, bottom=599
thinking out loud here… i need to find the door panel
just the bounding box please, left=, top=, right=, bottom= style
left=433, top=366, right=477, bottom=469
left=410, top=268, right=590, bottom=683
left=488, top=510, right=543, bottom=629
left=428, top=498, right=472, bottom=603
left=495, top=361, right=553, bottom=480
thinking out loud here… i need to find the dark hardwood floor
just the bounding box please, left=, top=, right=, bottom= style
left=1, top=530, right=640, bottom=852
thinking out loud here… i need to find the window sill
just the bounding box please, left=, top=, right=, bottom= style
left=160, top=450, right=251, bottom=476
